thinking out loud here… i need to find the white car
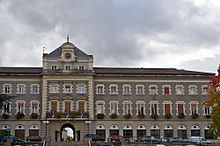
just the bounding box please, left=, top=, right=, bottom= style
left=189, top=136, right=211, bottom=144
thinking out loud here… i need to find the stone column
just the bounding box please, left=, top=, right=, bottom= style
left=42, top=77, right=48, bottom=118
left=88, top=77, right=94, bottom=119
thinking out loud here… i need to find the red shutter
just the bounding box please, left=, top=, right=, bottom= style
left=178, top=104, right=183, bottom=115
left=164, top=87, right=169, bottom=94
left=51, top=101, right=57, bottom=111
left=165, top=104, right=170, bottom=115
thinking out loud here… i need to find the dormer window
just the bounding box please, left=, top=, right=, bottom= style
left=65, top=85, right=71, bottom=93
left=79, top=66, right=84, bottom=70
left=52, top=66, right=57, bottom=70
left=65, top=66, right=71, bottom=70
left=65, top=53, right=71, bottom=59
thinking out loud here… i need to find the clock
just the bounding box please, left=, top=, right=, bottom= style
left=65, top=53, right=71, bottom=59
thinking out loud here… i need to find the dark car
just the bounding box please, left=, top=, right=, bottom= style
left=170, top=137, right=185, bottom=143
left=161, top=137, right=171, bottom=143
left=0, top=136, right=22, bottom=142
left=84, top=134, right=105, bottom=141
left=140, top=136, right=160, bottom=143
left=26, top=135, right=42, bottom=141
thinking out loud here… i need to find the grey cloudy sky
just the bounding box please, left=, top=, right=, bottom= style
left=0, top=0, right=219, bottom=73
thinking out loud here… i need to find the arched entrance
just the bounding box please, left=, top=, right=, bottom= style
left=60, top=123, right=75, bottom=142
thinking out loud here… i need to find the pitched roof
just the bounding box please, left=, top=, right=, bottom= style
left=94, top=67, right=215, bottom=76
left=0, top=67, right=42, bottom=75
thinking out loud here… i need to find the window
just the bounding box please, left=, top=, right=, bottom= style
left=204, top=125, right=214, bottom=139
left=123, top=102, right=131, bottom=115
left=79, top=66, right=84, bottom=70
left=96, top=125, right=105, bottom=138
left=204, top=106, right=211, bottom=115
left=149, top=85, right=157, bottom=95
left=150, top=125, right=160, bottom=139
left=110, top=125, right=119, bottom=136
left=202, top=85, right=208, bottom=95
left=177, top=103, right=184, bottom=115
left=136, top=85, right=144, bottom=95
left=51, top=86, right=57, bottom=93
left=190, top=102, right=198, bottom=115
left=137, top=104, right=144, bottom=114
left=97, top=104, right=104, bottom=114
left=189, top=85, right=197, bottom=95
left=64, top=101, right=71, bottom=112
left=191, top=104, right=197, bottom=114
left=137, top=125, right=146, bottom=138
left=3, top=102, right=10, bottom=114
left=191, top=125, right=200, bottom=136
left=98, top=86, right=103, bottom=94
left=32, top=102, right=38, bottom=113
left=17, top=84, right=25, bottom=94
left=151, top=104, right=157, bottom=115
left=176, top=85, right=184, bottom=95
left=51, top=101, right=58, bottom=112
left=32, top=85, right=39, bottom=94
left=164, top=104, right=171, bottom=115
left=78, top=101, right=85, bottom=112
left=65, top=66, right=71, bottom=70
left=164, top=125, right=173, bottom=138
left=52, top=66, right=57, bottom=70
left=110, top=102, right=118, bottom=114
left=177, top=125, right=187, bottom=139
left=109, top=84, right=118, bottom=94
left=65, top=85, right=71, bottom=93
left=78, top=85, right=84, bottom=93
left=123, top=125, right=133, bottom=138
left=96, top=84, right=104, bottom=94
left=163, top=85, right=171, bottom=95
left=123, top=86, right=130, bottom=94
left=18, top=102, right=24, bottom=113
left=3, top=84, right=11, bottom=94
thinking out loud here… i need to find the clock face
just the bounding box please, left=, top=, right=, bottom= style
left=65, top=53, right=71, bottom=59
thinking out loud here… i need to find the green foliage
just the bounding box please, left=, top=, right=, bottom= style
left=70, top=111, right=79, bottom=118
left=191, top=113, right=199, bottom=119
left=16, top=112, right=24, bottom=119
left=110, top=113, right=117, bottom=119
left=165, top=113, right=172, bottom=119
left=2, top=113, right=10, bottom=119
left=178, top=113, right=185, bottom=119
left=138, top=113, right=145, bottom=119
left=31, top=113, right=38, bottom=119
left=151, top=114, right=158, bottom=119
left=0, top=94, right=15, bottom=109
left=124, top=113, right=131, bottom=119
left=97, top=113, right=104, bottom=119
left=46, top=112, right=52, bottom=118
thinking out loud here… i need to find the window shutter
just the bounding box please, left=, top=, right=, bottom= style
left=164, top=87, right=169, bottom=94
left=65, top=101, right=71, bottom=112
left=51, top=101, right=57, bottom=111
left=178, top=104, right=183, bottom=114
left=165, top=104, right=170, bottom=115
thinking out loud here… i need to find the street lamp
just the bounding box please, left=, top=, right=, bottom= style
left=85, top=120, right=91, bottom=134
left=43, top=120, right=49, bottom=138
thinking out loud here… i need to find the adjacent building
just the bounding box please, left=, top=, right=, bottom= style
left=0, top=41, right=216, bottom=141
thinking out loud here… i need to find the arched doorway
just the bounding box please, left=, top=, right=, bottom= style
left=60, top=123, right=75, bottom=142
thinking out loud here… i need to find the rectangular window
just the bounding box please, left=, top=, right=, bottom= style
left=202, top=86, right=208, bottom=95
left=110, top=86, right=116, bottom=94
left=178, top=104, right=184, bottom=115
left=97, top=104, right=104, bottom=114
left=65, top=85, right=71, bottom=93
left=4, top=86, right=10, bottom=94
left=111, top=103, right=117, bottom=114
left=32, top=103, right=38, bottom=113
left=137, top=87, right=143, bottom=94
left=124, top=86, right=130, bottom=94
left=78, top=85, right=84, bottom=93
left=52, top=66, right=57, bottom=70
left=125, top=103, right=131, bottom=114
left=78, top=101, right=85, bottom=112
left=164, top=87, right=170, bottom=94
left=32, top=85, right=38, bottom=94
left=18, top=85, right=25, bottom=94
left=51, top=86, right=57, bottom=93
left=165, top=104, right=170, bottom=115
left=191, top=104, right=197, bottom=114
left=97, top=86, right=103, bottom=94
left=189, top=86, right=196, bottom=95
left=51, top=101, right=57, bottom=112
left=79, top=66, right=84, bottom=70
left=138, top=104, right=144, bottom=114
left=18, top=102, right=24, bottom=113
left=65, top=101, right=71, bottom=112
left=3, top=103, right=10, bottom=114
left=65, top=66, right=71, bottom=70
left=150, top=86, right=156, bottom=95
left=204, top=106, right=210, bottom=115
left=176, top=87, right=183, bottom=95
left=151, top=104, right=157, bottom=114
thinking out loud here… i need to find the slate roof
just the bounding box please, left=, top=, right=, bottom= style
left=0, top=67, right=215, bottom=76
left=46, top=46, right=90, bottom=59
left=94, top=67, right=215, bottom=76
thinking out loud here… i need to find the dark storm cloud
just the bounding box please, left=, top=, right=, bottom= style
left=0, top=0, right=219, bottom=72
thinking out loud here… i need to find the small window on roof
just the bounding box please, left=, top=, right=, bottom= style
left=79, top=66, right=84, bottom=70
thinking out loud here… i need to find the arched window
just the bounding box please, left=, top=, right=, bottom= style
left=0, top=125, right=10, bottom=136
left=164, top=125, right=173, bottom=138
left=15, top=125, right=25, bottom=140
left=109, top=125, right=119, bottom=136
left=177, top=125, right=187, bottom=139
left=137, top=125, right=146, bottom=138
left=191, top=125, right=200, bottom=136
left=29, top=125, right=39, bottom=136
left=96, top=125, right=105, bottom=138
left=204, top=125, right=214, bottom=139
left=150, top=125, right=160, bottom=139
left=123, top=125, right=133, bottom=139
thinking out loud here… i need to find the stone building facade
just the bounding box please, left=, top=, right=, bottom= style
left=0, top=41, right=216, bottom=141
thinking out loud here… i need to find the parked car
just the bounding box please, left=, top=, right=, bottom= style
left=84, top=134, right=105, bottom=141
left=189, top=136, right=211, bottom=144
left=26, top=135, right=42, bottom=141
left=0, top=136, right=22, bottom=142
left=161, top=137, right=171, bottom=143
left=140, top=136, right=160, bottom=143
left=170, top=137, right=185, bottom=143
left=109, top=135, right=130, bottom=142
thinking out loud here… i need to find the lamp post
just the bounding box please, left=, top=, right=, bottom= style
left=85, top=120, right=91, bottom=134
left=43, top=120, right=49, bottom=138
